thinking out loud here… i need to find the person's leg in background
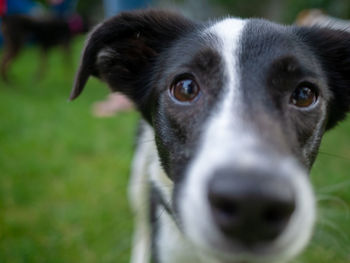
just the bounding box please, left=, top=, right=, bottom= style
left=103, top=0, right=151, bottom=18
left=6, top=0, right=43, bottom=15
left=48, top=0, right=78, bottom=18
left=0, top=0, right=6, bottom=46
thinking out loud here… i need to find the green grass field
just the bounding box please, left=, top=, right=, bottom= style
left=0, top=38, right=349, bottom=263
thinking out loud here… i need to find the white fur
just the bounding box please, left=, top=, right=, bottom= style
left=149, top=158, right=173, bottom=207
left=130, top=123, right=182, bottom=263
left=180, top=16, right=248, bottom=254
left=97, top=47, right=117, bottom=65
left=157, top=207, right=202, bottom=263
left=129, top=122, right=154, bottom=263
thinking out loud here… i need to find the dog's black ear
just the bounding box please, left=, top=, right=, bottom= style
left=70, top=9, right=196, bottom=104
left=297, top=27, right=350, bottom=130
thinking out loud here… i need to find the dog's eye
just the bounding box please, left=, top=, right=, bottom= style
left=170, top=77, right=200, bottom=103
left=290, top=83, right=318, bottom=108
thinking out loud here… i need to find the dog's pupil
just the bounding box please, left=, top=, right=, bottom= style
left=291, top=86, right=315, bottom=107
left=173, top=79, right=198, bottom=101
left=182, top=80, right=194, bottom=94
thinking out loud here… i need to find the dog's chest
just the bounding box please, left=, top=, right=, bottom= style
left=156, top=210, right=202, bottom=263
left=130, top=123, right=204, bottom=263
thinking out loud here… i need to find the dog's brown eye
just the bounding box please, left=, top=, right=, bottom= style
left=170, top=78, right=200, bottom=103
left=290, top=84, right=318, bottom=108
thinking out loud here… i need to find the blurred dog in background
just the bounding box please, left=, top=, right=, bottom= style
left=0, top=14, right=89, bottom=82
left=296, top=8, right=350, bottom=29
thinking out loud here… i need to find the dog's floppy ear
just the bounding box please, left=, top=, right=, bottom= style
left=297, top=27, right=350, bottom=130
left=70, top=9, right=195, bottom=105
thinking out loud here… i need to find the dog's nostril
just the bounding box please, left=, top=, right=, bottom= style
left=212, top=197, right=238, bottom=217
left=210, top=197, right=240, bottom=228
left=263, top=202, right=295, bottom=225
left=208, top=170, right=296, bottom=246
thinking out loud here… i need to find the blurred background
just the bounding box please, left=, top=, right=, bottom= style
left=0, top=0, right=350, bottom=262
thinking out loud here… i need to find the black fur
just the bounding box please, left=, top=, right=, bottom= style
left=239, top=20, right=330, bottom=166
left=296, top=26, right=350, bottom=129
left=71, top=9, right=197, bottom=122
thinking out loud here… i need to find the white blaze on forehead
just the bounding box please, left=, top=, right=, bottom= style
left=180, top=17, right=248, bottom=252
left=200, top=18, right=252, bottom=166
left=200, top=18, right=250, bottom=177
left=209, top=18, right=246, bottom=109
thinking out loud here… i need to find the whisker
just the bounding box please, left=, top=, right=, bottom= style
left=317, top=180, right=350, bottom=193
left=318, top=150, right=350, bottom=161
left=138, top=139, right=156, bottom=144
left=312, top=227, right=350, bottom=255
left=154, top=206, right=167, bottom=222
left=129, top=181, right=173, bottom=190
left=317, top=217, right=342, bottom=235
left=316, top=194, right=350, bottom=219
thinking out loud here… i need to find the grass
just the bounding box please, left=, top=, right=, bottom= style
left=0, top=37, right=349, bottom=263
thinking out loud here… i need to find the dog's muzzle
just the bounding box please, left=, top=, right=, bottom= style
left=208, top=168, right=295, bottom=247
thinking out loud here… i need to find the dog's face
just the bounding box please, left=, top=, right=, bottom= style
left=71, top=10, right=350, bottom=263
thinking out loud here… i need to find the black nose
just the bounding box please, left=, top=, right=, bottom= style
left=208, top=169, right=295, bottom=246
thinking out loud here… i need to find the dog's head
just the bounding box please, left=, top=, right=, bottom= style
left=71, top=10, right=350, bottom=262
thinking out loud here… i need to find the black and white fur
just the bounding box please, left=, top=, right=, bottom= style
left=70, top=9, right=350, bottom=263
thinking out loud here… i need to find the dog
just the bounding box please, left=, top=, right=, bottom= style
left=69, top=9, right=350, bottom=263
left=0, top=14, right=88, bottom=82
left=296, top=9, right=350, bottom=29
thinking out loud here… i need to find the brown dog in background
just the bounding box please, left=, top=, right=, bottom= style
left=0, top=14, right=89, bottom=82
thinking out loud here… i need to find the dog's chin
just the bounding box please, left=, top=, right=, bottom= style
left=181, top=204, right=316, bottom=263
left=183, top=231, right=311, bottom=263
left=188, top=235, right=304, bottom=263
left=180, top=206, right=315, bottom=263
